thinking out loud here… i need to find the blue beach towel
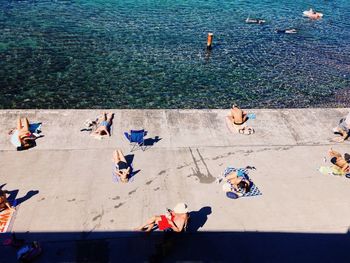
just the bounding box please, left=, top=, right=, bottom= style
left=10, top=123, right=42, bottom=147
left=247, top=113, right=256, bottom=120
left=223, top=167, right=262, bottom=198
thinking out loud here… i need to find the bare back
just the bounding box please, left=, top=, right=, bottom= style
left=173, top=213, right=189, bottom=232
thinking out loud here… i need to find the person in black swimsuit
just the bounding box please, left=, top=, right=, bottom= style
left=112, top=149, right=130, bottom=183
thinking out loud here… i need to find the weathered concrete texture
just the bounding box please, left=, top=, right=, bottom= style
left=0, top=108, right=349, bottom=237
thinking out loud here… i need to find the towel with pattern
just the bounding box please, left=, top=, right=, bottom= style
left=222, top=167, right=262, bottom=198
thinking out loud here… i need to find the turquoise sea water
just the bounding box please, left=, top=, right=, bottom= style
left=0, top=0, right=349, bottom=108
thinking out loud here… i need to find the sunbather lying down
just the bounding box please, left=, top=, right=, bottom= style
left=135, top=203, right=189, bottom=232
left=113, top=149, right=130, bottom=183
left=9, top=117, right=38, bottom=150
left=226, top=105, right=254, bottom=135
left=328, top=149, right=350, bottom=174
left=223, top=170, right=251, bottom=196
left=90, top=112, right=114, bottom=138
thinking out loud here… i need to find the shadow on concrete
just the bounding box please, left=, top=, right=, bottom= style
left=124, top=154, right=140, bottom=180
left=144, top=136, right=162, bottom=148
left=0, top=184, right=39, bottom=207
left=187, top=206, right=212, bottom=232
left=1, top=230, right=349, bottom=263
left=15, top=190, right=39, bottom=206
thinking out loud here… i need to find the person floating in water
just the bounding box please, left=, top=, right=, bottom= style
left=303, top=8, right=323, bottom=20
left=275, top=28, right=297, bottom=34
left=245, top=17, right=265, bottom=24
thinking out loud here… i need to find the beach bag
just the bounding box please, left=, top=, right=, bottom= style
left=226, top=192, right=239, bottom=199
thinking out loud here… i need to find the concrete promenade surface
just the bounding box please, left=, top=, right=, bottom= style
left=0, top=108, right=350, bottom=262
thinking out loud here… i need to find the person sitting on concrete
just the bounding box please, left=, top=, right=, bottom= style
left=112, top=149, right=131, bottom=183
left=91, top=112, right=114, bottom=137
left=135, top=203, right=189, bottom=232
left=276, top=28, right=297, bottom=34
left=332, top=112, right=350, bottom=142
left=246, top=18, right=265, bottom=24
left=10, top=117, right=38, bottom=150
left=224, top=170, right=251, bottom=196
left=226, top=105, right=254, bottom=135
left=0, top=190, right=15, bottom=212
left=328, top=149, right=350, bottom=175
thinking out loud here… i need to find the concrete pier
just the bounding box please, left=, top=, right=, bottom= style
left=0, top=108, right=349, bottom=262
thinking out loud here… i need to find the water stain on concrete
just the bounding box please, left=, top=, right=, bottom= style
left=146, top=180, right=153, bottom=185
left=158, top=170, right=166, bottom=175
left=128, top=189, right=137, bottom=195
left=67, top=198, right=76, bottom=202
left=110, top=219, right=114, bottom=223
left=92, top=214, right=102, bottom=222
left=154, top=187, right=160, bottom=191
left=38, top=197, right=45, bottom=202
left=92, top=209, right=104, bottom=222
left=114, top=202, right=124, bottom=209
left=188, top=148, right=215, bottom=184
left=112, top=196, right=120, bottom=200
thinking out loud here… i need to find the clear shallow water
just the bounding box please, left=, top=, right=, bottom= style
left=0, top=0, right=349, bottom=109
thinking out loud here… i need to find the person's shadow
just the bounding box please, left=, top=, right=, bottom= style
left=187, top=206, right=212, bottom=232
left=125, top=154, right=140, bottom=180
left=0, top=184, right=39, bottom=206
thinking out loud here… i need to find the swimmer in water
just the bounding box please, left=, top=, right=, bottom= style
left=275, top=28, right=297, bottom=34
left=245, top=18, right=265, bottom=24
left=303, top=8, right=323, bottom=20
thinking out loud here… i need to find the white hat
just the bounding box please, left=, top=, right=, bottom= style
left=173, top=203, right=188, bottom=213
left=222, top=182, right=232, bottom=192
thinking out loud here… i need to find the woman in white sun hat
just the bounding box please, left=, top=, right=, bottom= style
left=135, top=203, right=189, bottom=232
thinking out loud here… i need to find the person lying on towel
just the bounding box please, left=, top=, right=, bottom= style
left=10, top=117, right=38, bottom=150
left=225, top=170, right=251, bottom=196
left=91, top=112, right=114, bottom=137
left=328, top=149, right=350, bottom=174
left=112, top=149, right=131, bottom=183
left=135, top=203, right=189, bottom=232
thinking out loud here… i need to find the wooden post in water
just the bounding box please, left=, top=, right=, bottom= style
left=206, top=33, right=213, bottom=50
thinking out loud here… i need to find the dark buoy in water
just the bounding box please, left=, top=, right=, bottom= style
left=206, top=33, right=213, bottom=50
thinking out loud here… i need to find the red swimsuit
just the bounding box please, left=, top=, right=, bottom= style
left=158, top=215, right=175, bottom=230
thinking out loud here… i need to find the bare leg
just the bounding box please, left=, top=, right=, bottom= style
left=17, top=117, right=22, bottom=130
left=113, top=150, right=121, bottom=163
left=22, top=118, right=30, bottom=131
left=329, top=149, right=342, bottom=158
left=117, top=149, right=127, bottom=163
left=106, top=113, right=113, bottom=125
left=135, top=216, right=160, bottom=231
